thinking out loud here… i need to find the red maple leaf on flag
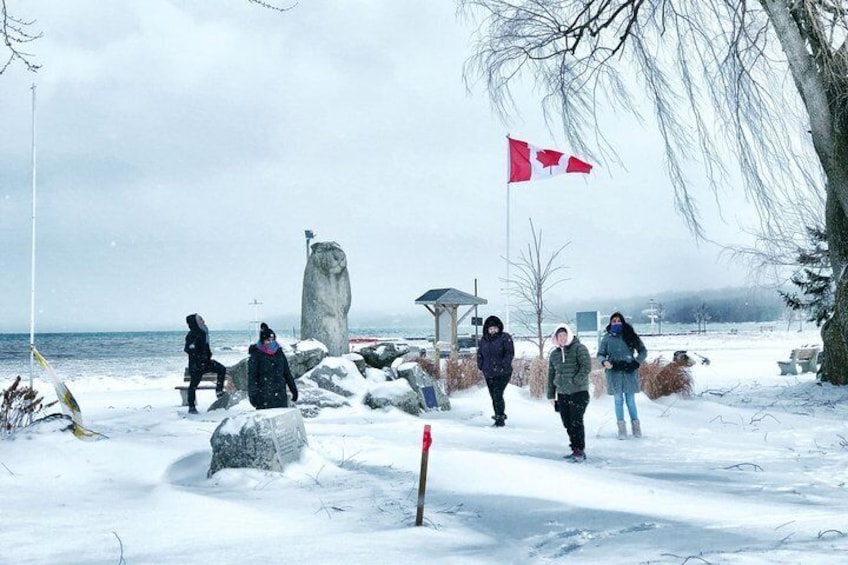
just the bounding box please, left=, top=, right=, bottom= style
left=535, top=149, right=564, bottom=168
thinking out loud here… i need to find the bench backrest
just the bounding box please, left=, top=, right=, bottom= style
left=793, top=348, right=818, bottom=361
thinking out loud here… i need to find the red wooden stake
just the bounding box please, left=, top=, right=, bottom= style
left=415, top=424, right=432, bottom=526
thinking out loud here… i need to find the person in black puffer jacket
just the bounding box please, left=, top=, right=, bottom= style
left=248, top=323, right=298, bottom=409
left=184, top=313, right=228, bottom=415
left=476, top=315, right=514, bottom=427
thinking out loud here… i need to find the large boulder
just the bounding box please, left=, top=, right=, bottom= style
left=303, top=357, right=368, bottom=398
left=342, top=352, right=368, bottom=377
left=207, top=390, right=248, bottom=411
left=208, top=409, right=308, bottom=477
left=288, top=339, right=328, bottom=379
left=293, top=379, right=351, bottom=418
left=301, top=241, right=351, bottom=356
left=363, top=380, right=421, bottom=416
left=396, top=362, right=451, bottom=411
left=358, top=342, right=410, bottom=369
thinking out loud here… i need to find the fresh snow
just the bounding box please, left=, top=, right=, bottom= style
left=3, top=328, right=848, bottom=564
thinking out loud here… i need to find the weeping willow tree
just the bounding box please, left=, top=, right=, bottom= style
left=459, top=0, right=848, bottom=383
left=0, top=0, right=294, bottom=75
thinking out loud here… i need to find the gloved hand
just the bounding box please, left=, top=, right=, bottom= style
left=610, top=360, right=628, bottom=371
left=290, top=388, right=299, bottom=403
left=626, top=360, right=640, bottom=372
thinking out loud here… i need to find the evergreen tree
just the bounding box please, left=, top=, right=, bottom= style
left=779, top=226, right=833, bottom=327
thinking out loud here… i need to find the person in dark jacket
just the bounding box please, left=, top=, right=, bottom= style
left=476, top=315, right=514, bottom=427
left=597, top=312, right=648, bottom=439
left=547, top=323, right=592, bottom=462
left=248, top=323, right=298, bottom=409
left=184, top=313, right=228, bottom=414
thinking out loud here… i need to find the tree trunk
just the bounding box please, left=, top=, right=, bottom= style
left=761, top=0, right=848, bottom=384
left=821, top=164, right=848, bottom=384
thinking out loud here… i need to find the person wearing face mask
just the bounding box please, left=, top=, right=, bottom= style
left=597, top=312, right=648, bottom=439
left=248, top=322, right=298, bottom=410
left=476, top=315, right=514, bottom=427
left=546, top=323, right=592, bottom=462
left=184, top=313, right=228, bottom=415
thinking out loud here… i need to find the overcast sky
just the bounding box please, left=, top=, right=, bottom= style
left=0, top=0, right=759, bottom=333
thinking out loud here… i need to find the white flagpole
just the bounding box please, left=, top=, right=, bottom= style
left=505, top=136, right=511, bottom=333
left=28, top=83, right=37, bottom=391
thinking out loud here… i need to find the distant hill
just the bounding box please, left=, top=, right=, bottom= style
left=546, top=286, right=785, bottom=324
left=236, top=286, right=787, bottom=333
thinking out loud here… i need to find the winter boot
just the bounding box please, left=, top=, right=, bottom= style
left=631, top=419, right=642, bottom=438
left=494, top=415, right=506, bottom=427
left=187, top=406, right=199, bottom=415
left=565, top=449, right=586, bottom=462
left=617, top=420, right=627, bottom=440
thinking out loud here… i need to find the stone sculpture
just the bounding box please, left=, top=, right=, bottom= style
left=301, top=241, right=351, bottom=356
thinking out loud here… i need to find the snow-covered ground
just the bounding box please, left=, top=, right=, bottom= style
left=3, top=328, right=848, bottom=564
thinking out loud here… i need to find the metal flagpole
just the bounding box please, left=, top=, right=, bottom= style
left=28, top=83, right=37, bottom=391
left=505, top=136, right=511, bottom=332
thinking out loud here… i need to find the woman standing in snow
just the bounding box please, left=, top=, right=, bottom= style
left=248, top=323, right=298, bottom=409
left=597, top=312, right=647, bottom=439
left=547, top=324, right=592, bottom=462
left=476, top=315, right=514, bottom=427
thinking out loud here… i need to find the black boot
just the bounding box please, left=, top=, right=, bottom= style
left=187, top=406, right=199, bottom=415
left=494, top=415, right=506, bottom=427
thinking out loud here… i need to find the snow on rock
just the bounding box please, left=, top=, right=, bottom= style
left=208, top=408, right=308, bottom=476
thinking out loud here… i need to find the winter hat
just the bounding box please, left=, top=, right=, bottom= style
left=259, top=323, right=276, bottom=342
left=483, top=315, right=504, bottom=333
left=550, top=323, right=574, bottom=346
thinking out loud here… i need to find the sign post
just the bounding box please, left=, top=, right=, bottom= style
left=415, top=424, right=433, bottom=526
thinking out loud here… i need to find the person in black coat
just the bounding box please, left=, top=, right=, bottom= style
left=248, top=323, right=298, bottom=409
left=476, top=315, right=514, bottom=427
left=184, top=313, right=227, bottom=414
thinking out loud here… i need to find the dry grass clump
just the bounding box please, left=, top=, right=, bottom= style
left=443, top=356, right=484, bottom=394
left=415, top=356, right=440, bottom=379
left=639, top=357, right=694, bottom=400
left=589, top=358, right=694, bottom=400
left=2, top=376, right=54, bottom=436
left=415, top=355, right=483, bottom=395
left=589, top=369, right=606, bottom=398
left=521, top=357, right=549, bottom=398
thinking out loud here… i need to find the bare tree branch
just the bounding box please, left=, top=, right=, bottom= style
left=506, top=218, right=570, bottom=358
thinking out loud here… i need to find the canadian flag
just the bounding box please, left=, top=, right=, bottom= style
left=508, top=137, right=592, bottom=183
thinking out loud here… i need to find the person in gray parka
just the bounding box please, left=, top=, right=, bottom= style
left=547, top=323, right=592, bottom=462
left=597, top=312, right=647, bottom=439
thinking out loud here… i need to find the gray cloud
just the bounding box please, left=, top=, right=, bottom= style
left=0, top=1, right=756, bottom=332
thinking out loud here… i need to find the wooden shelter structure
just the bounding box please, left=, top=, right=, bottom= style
left=414, top=288, right=487, bottom=356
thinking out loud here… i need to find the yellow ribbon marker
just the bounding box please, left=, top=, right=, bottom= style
left=32, top=346, right=106, bottom=441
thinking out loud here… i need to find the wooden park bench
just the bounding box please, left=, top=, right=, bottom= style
left=175, top=369, right=221, bottom=406
left=777, top=347, right=820, bottom=376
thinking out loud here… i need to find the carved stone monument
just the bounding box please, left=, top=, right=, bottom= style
left=301, top=241, right=351, bottom=356
left=208, top=409, right=308, bottom=476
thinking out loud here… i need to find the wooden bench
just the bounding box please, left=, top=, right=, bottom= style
left=175, top=373, right=220, bottom=406
left=777, top=347, right=820, bottom=376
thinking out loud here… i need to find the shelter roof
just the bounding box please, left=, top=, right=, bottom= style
left=414, top=288, right=487, bottom=306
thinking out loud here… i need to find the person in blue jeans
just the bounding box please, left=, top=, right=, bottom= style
left=597, top=312, right=647, bottom=439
